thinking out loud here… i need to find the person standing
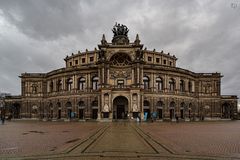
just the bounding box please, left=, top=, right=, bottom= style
left=1, top=109, right=5, bottom=125
left=0, top=109, right=2, bottom=124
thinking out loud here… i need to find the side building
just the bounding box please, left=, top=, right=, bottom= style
left=2, top=24, right=238, bottom=121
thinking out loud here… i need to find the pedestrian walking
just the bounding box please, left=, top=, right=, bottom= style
left=1, top=116, right=5, bottom=124
left=176, top=114, right=179, bottom=123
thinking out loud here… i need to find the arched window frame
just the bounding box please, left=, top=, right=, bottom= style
left=78, top=101, right=85, bottom=108
left=169, top=78, right=175, bottom=91
left=143, top=76, right=150, bottom=90
left=78, top=77, right=86, bottom=90
left=66, top=78, right=73, bottom=91
left=156, top=77, right=163, bottom=91
left=180, top=80, right=185, bottom=92
left=92, top=76, right=99, bottom=90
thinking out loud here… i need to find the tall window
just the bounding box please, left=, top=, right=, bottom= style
left=156, top=77, right=163, bottom=91
left=92, top=76, right=99, bottom=90
left=189, top=81, right=192, bottom=92
left=143, top=76, right=150, bottom=89
left=169, top=78, right=175, bottom=91
left=57, top=80, right=62, bottom=92
left=49, top=81, right=53, bottom=92
left=78, top=77, right=86, bottom=90
left=180, top=80, right=185, bottom=92
left=66, top=78, right=73, bottom=91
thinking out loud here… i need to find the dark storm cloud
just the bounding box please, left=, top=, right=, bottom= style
left=0, top=0, right=239, bottom=104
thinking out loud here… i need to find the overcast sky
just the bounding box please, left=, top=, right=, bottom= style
left=0, top=0, right=240, bottom=103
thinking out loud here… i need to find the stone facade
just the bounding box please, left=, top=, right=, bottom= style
left=2, top=24, right=238, bottom=121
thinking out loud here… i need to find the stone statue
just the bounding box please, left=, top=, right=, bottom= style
left=98, top=49, right=106, bottom=61
left=112, top=22, right=129, bottom=37
left=135, top=49, right=143, bottom=61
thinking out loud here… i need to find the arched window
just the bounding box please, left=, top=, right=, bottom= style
left=110, top=53, right=131, bottom=66
left=78, top=77, right=86, bottom=90
left=143, top=76, right=150, bottom=89
left=180, top=102, right=185, bottom=119
left=180, top=80, right=185, bottom=92
left=92, top=76, right=99, bottom=90
left=66, top=78, right=73, bottom=91
left=78, top=101, right=85, bottom=108
left=57, top=80, right=62, bottom=92
left=156, top=77, right=163, bottom=91
left=156, top=101, right=164, bottom=107
left=188, top=81, right=192, bottom=92
left=92, top=100, right=98, bottom=107
left=144, top=100, right=150, bottom=107
left=169, top=78, right=175, bottom=91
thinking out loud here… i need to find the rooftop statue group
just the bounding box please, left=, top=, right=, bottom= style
left=112, top=23, right=129, bottom=37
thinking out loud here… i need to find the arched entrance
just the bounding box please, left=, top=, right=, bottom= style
left=113, top=96, right=128, bottom=119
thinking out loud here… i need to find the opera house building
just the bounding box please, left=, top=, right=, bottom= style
left=2, top=24, right=238, bottom=121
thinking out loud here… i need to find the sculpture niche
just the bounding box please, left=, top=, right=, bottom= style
left=112, top=23, right=130, bottom=45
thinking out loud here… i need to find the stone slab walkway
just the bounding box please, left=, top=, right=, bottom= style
left=1, top=121, right=240, bottom=160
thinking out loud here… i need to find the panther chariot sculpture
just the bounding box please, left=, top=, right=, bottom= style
left=112, top=23, right=130, bottom=45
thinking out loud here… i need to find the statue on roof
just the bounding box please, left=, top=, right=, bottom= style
left=112, top=22, right=129, bottom=37
left=112, top=23, right=129, bottom=45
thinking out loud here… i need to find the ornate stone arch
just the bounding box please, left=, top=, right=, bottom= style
left=110, top=52, right=132, bottom=66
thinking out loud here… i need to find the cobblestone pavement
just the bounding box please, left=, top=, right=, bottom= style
left=0, top=120, right=106, bottom=157
left=139, top=121, right=240, bottom=159
left=0, top=120, right=240, bottom=160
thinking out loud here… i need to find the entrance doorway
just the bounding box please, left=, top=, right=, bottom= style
left=79, top=109, right=84, bottom=119
left=113, top=96, right=128, bottom=120
left=170, top=109, right=174, bottom=119
left=157, top=109, right=163, bottom=119
left=180, top=109, right=184, bottom=119
left=92, top=109, right=98, bottom=119
left=58, top=110, right=61, bottom=119
left=117, top=105, right=125, bottom=119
